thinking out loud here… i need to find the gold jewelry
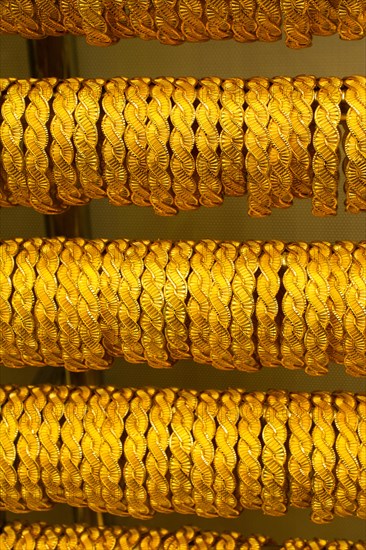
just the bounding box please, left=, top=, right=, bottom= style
left=344, top=75, right=366, bottom=213
left=261, top=390, right=288, bottom=516
left=311, top=391, right=336, bottom=523
left=312, top=77, right=342, bottom=216
left=220, top=78, right=246, bottom=197
left=196, top=77, right=223, bottom=207
left=356, top=394, right=366, bottom=519
left=281, top=0, right=312, bottom=48
left=288, top=392, right=312, bottom=508
left=255, top=0, right=282, bottom=42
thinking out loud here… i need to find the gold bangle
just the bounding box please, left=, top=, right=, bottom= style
left=338, top=0, right=366, bottom=40
left=281, top=241, right=309, bottom=369
left=245, top=77, right=272, bottom=217
left=127, top=0, right=156, bottom=40
left=0, top=239, right=23, bottom=367
left=196, top=77, right=223, bottom=207
left=312, top=77, right=342, bottom=216
left=356, top=394, right=366, bottom=519
left=208, top=241, right=237, bottom=369
left=188, top=239, right=217, bottom=365
left=0, top=78, right=14, bottom=206
left=288, top=392, right=312, bottom=508
left=290, top=75, right=316, bottom=198
left=214, top=389, right=241, bottom=517
left=230, top=0, right=257, bottom=42
left=327, top=241, right=354, bottom=365
left=261, top=390, right=288, bottom=516
left=344, top=76, right=366, bottom=213
left=153, top=0, right=183, bottom=45
left=205, top=0, right=231, bottom=39
left=101, top=77, right=130, bottom=206
left=125, top=78, right=151, bottom=207
left=170, top=388, right=197, bottom=514
left=1, top=80, right=31, bottom=207
left=140, top=241, right=172, bottom=368
left=9, top=0, right=43, bottom=38
left=308, top=0, right=338, bottom=36
left=178, top=0, right=208, bottom=42
left=220, top=78, right=246, bottom=197
left=118, top=240, right=147, bottom=364
left=164, top=240, right=193, bottom=361
left=311, top=391, right=336, bottom=524
left=256, top=240, right=284, bottom=367
left=51, top=78, right=84, bottom=206
left=124, top=388, right=154, bottom=519
left=34, top=238, right=63, bottom=366
left=77, top=0, right=112, bottom=46
left=255, top=0, right=282, bottom=42
left=305, top=241, right=331, bottom=375
left=147, top=77, right=176, bottom=216
left=230, top=240, right=261, bottom=371
left=74, top=78, right=105, bottom=200
left=146, top=388, right=175, bottom=513
left=344, top=242, right=366, bottom=377
left=268, top=76, right=294, bottom=208
left=191, top=389, right=218, bottom=517
left=170, top=77, right=199, bottom=211
left=237, top=391, right=265, bottom=510
left=334, top=392, right=359, bottom=517
left=281, top=0, right=312, bottom=48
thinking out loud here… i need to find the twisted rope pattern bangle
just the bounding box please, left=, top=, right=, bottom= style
left=1, top=238, right=365, bottom=376
left=1, top=522, right=365, bottom=549
left=0, top=385, right=365, bottom=523
left=1, top=0, right=365, bottom=46
left=1, top=76, right=365, bottom=216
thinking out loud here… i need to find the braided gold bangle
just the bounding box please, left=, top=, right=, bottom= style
left=196, top=77, right=222, bottom=207
left=334, top=392, right=359, bottom=517
left=344, top=75, right=366, bottom=213
left=312, top=77, right=342, bottom=216
left=261, top=390, right=288, bottom=516
left=281, top=0, right=312, bottom=49
left=356, top=394, right=366, bottom=519
left=311, top=391, right=336, bottom=524
left=308, top=0, right=338, bottom=36
left=288, top=392, right=313, bottom=508
left=256, top=240, right=284, bottom=367
left=255, top=0, right=282, bottom=42
left=282, top=242, right=309, bottom=369
left=305, top=241, right=331, bottom=375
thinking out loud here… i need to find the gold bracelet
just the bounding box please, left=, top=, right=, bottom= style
left=308, top=0, right=338, bottom=36
left=344, top=75, right=366, bottom=213
left=147, top=77, right=176, bottom=216
left=290, top=75, right=316, bottom=198
left=0, top=239, right=23, bottom=367
left=0, top=78, right=14, bottom=206
left=77, top=0, right=112, bottom=46
left=281, top=0, right=312, bottom=48
left=245, top=77, right=272, bottom=216
left=170, top=389, right=197, bottom=513
left=51, top=78, right=85, bottom=206
left=191, top=389, right=218, bottom=517
left=356, top=394, right=366, bottom=519
left=146, top=388, right=175, bottom=513
left=214, top=389, right=241, bottom=517
left=220, top=78, right=246, bottom=197
left=153, top=0, right=183, bottom=45
left=165, top=240, right=193, bottom=361
left=268, top=76, right=294, bottom=208
left=334, top=392, right=359, bottom=517
left=196, top=77, right=223, bottom=207
left=124, top=388, right=154, bottom=519
left=230, top=240, right=261, bottom=371
left=312, top=77, right=342, bottom=216
left=261, top=390, right=288, bottom=516
left=288, top=392, right=312, bottom=508
left=125, top=78, right=151, bottom=208
left=338, top=0, right=366, bottom=40
left=344, top=242, right=366, bottom=376
left=178, top=0, right=208, bottom=42
left=256, top=240, right=284, bottom=367
left=311, top=391, right=336, bottom=523
left=305, top=241, right=331, bottom=375
left=328, top=241, right=354, bottom=365
left=170, top=77, right=199, bottom=211
left=230, top=0, right=257, bottom=42
left=237, top=390, right=265, bottom=510
left=282, top=242, right=309, bottom=369
left=255, top=0, right=282, bottom=42
left=101, top=77, right=130, bottom=206
left=208, top=241, right=237, bottom=369
left=188, top=239, right=217, bottom=364
left=118, top=240, right=147, bottom=364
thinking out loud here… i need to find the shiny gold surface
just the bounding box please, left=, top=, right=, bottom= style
left=1, top=76, right=365, bottom=216
left=0, top=385, right=365, bottom=523
left=1, top=238, right=365, bottom=375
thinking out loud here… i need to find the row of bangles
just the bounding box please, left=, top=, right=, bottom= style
left=0, top=75, right=365, bottom=216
